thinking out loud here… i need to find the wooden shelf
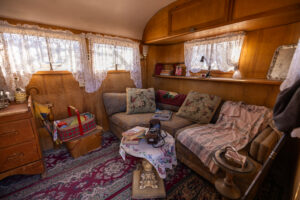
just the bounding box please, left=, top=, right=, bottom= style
left=153, top=75, right=282, bottom=85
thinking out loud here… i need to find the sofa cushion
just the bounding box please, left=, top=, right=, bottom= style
left=110, top=112, right=153, bottom=130
left=250, top=127, right=272, bottom=159
left=103, top=93, right=126, bottom=116
left=126, top=88, right=156, bottom=114
left=176, top=91, right=222, bottom=124
left=160, top=115, right=194, bottom=136
left=110, top=112, right=194, bottom=136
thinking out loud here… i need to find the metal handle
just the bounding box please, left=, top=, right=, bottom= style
left=67, top=105, right=83, bottom=135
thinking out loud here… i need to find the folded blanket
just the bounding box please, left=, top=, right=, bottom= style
left=177, top=101, right=272, bottom=173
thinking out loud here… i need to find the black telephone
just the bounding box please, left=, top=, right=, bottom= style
left=146, top=119, right=166, bottom=148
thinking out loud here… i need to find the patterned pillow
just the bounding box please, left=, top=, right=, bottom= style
left=126, top=88, right=156, bottom=114
left=176, top=91, right=222, bottom=123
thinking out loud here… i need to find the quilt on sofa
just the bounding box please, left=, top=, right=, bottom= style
left=177, top=101, right=272, bottom=174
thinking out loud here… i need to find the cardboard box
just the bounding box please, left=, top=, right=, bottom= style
left=65, top=126, right=103, bottom=158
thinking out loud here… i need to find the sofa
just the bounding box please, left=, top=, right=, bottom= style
left=103, top=92, right=285, bottom=199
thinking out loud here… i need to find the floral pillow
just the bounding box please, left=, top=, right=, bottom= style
left=176, top=91, right=222, bottom=123
left=126, top=88, right=156, bottom=114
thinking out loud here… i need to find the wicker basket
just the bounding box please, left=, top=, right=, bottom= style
left=56, top=106, right=97, bottom=142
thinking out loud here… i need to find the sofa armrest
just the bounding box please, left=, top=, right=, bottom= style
left=103, top=93, right=126, bottom=116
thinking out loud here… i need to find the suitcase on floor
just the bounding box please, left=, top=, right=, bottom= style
left=65, top=126, right=103, bottom=158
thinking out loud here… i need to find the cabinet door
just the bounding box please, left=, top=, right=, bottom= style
left=169, top=0, right=231, bottom=34
left=233, top=0, right=300, bottom=20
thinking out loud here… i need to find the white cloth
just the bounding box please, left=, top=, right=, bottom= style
left=0, top=20, right=88, bottom=92
left=86, top=34, right=142, bottom=93
left=291, top=127, right=300, bottom=138
left=280, top=38, right=300, bottom=91
left=120, top=129, right=177, bottom=179
left=184, top=32, right=245, bottom=76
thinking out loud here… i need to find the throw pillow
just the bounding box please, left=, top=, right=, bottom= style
left=126, top=88, right=156, bottom=114
left=176, top=91, right=222, bottom=123
left=156, top=90, right=186, bottom=107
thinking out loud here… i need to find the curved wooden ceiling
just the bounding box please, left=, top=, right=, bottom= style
left=0, top=0, right=175, bottom=40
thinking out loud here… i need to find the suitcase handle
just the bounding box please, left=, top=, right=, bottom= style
left=68, top=106, right=83, bottom=135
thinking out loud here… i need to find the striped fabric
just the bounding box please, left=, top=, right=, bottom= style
left=177, top=101, right=272, bottom=174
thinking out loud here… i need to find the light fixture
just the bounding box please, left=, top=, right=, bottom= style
left=142, top=45, right=149, bottom=58
left=200, top=56, right=211, bottom=78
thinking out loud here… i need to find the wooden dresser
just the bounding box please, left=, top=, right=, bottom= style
left=0, top=96, right=44, bottom=180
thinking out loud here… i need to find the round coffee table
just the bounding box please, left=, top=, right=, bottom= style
left=212, top=149, right=254, bottom=199
left=120, top=129, right=177, bottom=199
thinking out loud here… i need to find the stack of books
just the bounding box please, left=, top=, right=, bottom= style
left=122, top=126, right=146, bottom=145
left=152, top=110, right=172, bottom=121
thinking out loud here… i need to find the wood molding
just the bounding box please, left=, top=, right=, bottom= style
left=153, top=75, right=282, bottom=85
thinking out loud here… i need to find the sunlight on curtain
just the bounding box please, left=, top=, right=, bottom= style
left=86, top=34, right=142, bottom=93
left=0, top=21, right=88, bottom=92
left=184, top=32, right=245, bottom=76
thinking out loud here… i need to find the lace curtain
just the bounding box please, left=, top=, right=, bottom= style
left=280, top=38, right=300, bottom=91
left=0, top=21, right=88, bottom=92
left=86, top=34, right=142, bottom=93
left=184, top=32, right=245, bottom=76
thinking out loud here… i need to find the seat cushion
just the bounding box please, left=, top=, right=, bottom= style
left=161, top=115, right=194, bottom=136
left=110, top=112, right=194, bottom=136
left=110, top=112, right=153, bottom=131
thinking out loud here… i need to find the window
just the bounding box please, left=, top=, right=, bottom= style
left=86, top=34, right=142, bottom=92
left=1, top=33, right=84, bottom=72
left=92, top=43, right=134, bottom=71
left=0, top=21, right=88, bottom=92
left=184, top=32, right=245, bottom=76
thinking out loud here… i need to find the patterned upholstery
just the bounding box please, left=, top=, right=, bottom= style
left=109, top=112, right=193, bottom=136
left=176, top=91, right=221, bottom=123
left=126, top=88, right=156, bottom=114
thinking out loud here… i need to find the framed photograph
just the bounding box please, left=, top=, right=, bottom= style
left=267, top=44, right=297, bottom=80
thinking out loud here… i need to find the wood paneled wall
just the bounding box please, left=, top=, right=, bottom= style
left=27, top=72, right=137, bottom=130
left=0, top=18, right=148, bottom=130
left=146, top=22, right=300, bottom=108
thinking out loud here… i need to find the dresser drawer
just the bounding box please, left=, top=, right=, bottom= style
left=0, top=119, right=35, bottom=148
left=0, top=141, right=40, bottom=172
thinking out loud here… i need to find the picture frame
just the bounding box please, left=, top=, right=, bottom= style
left=267, top=44, right=297, bottom=81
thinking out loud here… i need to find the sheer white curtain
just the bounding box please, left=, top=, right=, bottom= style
left=0, top=21, right=88, bottom=92
left=280, top=38, right=300, bottom=91
left=86, top=34, right=142, bottom=93
left=184, top=32, right=245, bottom=76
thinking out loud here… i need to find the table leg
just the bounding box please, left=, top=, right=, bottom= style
left=139, top=160, right=158, bottom=189
left=215, top=172, right=241, bottom=199
left=131, top=159, right=166, bottom=199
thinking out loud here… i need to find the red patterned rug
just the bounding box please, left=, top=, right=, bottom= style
left=0, top=132, right=221, bottom=200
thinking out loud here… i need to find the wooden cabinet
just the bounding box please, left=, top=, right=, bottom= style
left=169, top=0, right=231, bottom=34
left=232, top=0, right=300, bottom=20
left=0, top=97, right=44, bottom=180
left=143, top=0, right=300, bottom=44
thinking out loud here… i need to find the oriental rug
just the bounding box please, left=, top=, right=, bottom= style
left=0, top=132, right=221, bottom=200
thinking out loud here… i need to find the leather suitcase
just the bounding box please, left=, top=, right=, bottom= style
left=65, top=126, right=103, bottom=158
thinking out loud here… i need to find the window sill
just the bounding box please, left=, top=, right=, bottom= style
left=153, top=75, right=282, bottom=85
left=35, top=71, right=72, bottom=75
